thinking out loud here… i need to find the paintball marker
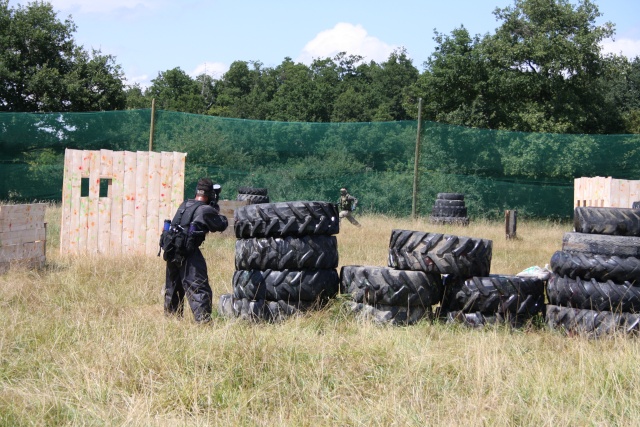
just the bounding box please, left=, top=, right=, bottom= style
left=210, top=183, right=222, bottom=210
left=211, top=184, right=221, bottom=203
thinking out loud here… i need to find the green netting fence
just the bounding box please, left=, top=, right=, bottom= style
left=2, top=109, right=639, bottom=219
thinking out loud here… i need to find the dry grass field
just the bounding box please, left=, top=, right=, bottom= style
left=2, top=204, right=640, bottom=426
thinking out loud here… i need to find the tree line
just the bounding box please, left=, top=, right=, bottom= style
left=1, top=0, right=639, bottom=135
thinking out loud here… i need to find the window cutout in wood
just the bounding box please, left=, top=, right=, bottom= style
left=81, top=178, right=89, bottom=197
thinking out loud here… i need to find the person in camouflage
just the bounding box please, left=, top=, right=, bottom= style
left=338, top=187, right=361, bottom=227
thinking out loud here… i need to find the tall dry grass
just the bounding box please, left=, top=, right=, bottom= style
left=2, top=205, right=640, bottom=426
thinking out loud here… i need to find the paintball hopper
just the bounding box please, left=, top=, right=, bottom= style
left=211, top=184, right=221, bottom=203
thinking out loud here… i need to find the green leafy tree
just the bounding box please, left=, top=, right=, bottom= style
left=124, top=83, right=150, bottom=109
left=145, top=67, right=205, bottom=114
left=0, top=0, right=125, bottom=112
left=409, top=0, right=621, bottom=134
left=371, top=48, right=419, bottom=121
left=408, top=27, right=491, bottom=128
left=266, top=58, right=320, bottom=122
left=209, top=60, right=269, bottom=119
left=483, top=0, right=617, bottom=133
left=606, top=56, right=640, bottom=133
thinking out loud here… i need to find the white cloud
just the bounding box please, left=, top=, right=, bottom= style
left=45, top=0, right=165, bottom=14
left=124, top=74, right=151, bottom=88
left=601, top=38, right=640, bottom=59
left=297, top=23, right=397, bottom=65
left=191, top=62, right=229, bottom=79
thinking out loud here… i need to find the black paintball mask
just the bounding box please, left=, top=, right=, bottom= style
left=196, top=178, right=221, bottom=204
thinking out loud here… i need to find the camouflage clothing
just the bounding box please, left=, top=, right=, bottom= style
left=339, top=194, right=357, bottom=211
left=338, top=189, right=361, bottom=227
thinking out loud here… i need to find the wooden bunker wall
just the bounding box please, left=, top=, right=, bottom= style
left=574, top=176, right=640, bottom=209
left=60, top=149, right=186, bottom=256
left=0, top=203, right=47, bottom=272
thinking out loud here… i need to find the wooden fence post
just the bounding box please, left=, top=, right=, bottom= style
left=505, top=209, right=517, bottom=239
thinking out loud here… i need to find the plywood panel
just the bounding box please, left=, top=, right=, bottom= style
left=597, top=176, right=613, bottom=207
left=159, top=152, right=174, bottom=224
left=619, top=179, right=630, bottom=208
left=573, top=176, right=640, bottom=209
left=66, top=149, right=84, bottom=255
left=109, top=151, right=124, bottom=254
left=59, top=148, right=186, bottom=257
left=78, top=196, right=89, bottom=253
left=0, top=204, right=46, bottom=226
left=75, top=150, right=92, bottom=253
left=100, top=149, right=114, bottom=178
left=134, top=151, right=149, bottom=253
left=98, top=198, right=111, bottom=254
left=0, top=202, right=46, bottom=267
left=171, top=152, right=186, bottom=213
left=121, top=151, right=136, bottom=254
left=60, top=148, right=73, bottom=251
left=146, top=152, right=162, bottom=256
left=0, top=227, right=46, bottom=246
left=585, top=177, right=592, bottom=206
left=631, top=181, right=640, bottom=206
left=86, top=151, right=100, bottom=253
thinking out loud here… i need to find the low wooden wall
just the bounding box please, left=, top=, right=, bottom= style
left=574, top=177, right=640, bottom=208
left=0, top=203, right=47, bottom=272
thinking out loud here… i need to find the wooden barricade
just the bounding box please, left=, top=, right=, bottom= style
left=60, top=149, right=186, bottom=256
left=574, top=177, right=640, bottom=208
left=0, top=203, right=47, bottom=272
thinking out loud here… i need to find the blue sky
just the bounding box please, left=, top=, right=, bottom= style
left=8, top=0, right=640, bottom=88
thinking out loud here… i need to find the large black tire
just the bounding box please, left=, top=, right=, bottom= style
left=234, top=201, right=339, bottom=238
left=444, top=310, right=535, bottom=328
left=442, top=274, right=545, bottom=315
left=236, top=193, right=270, bottom=204
left=546, top=274, right=640, bottom=312
left=237, top=186, right=268, bottom=196
left=232, top=269, right=339, bottom=302
left=388, top=229, right=492, bottom=278
left=348, top=302, right=430, bottom=325
left=235, top=235, right=338, bottom=271
left=431, top=206, right=468, bottom=218
left=434, top=199, right=466, bottom=208
left=218, top=293, right=316, bottom=322
left=550, top=250, right=640, bottom=283
left=546, top=304, right=640, bottom=336
left=340, top=265, right=442, bottom=307
left=562, top=232, right=640, bottom=257
left=573, top=207, right=640, bottom=236
left=437, top=193, right=464, bottom=201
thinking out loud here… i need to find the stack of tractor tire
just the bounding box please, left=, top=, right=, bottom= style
left=386, top=229, right=541, bottom=328
left=340, top=229, right=494, bottom=326
left=441, top=273, right=546, bottom=328
left=219, top=201, right=341, bottom=322
left=340, top=265, right=443, bottom=325
left=429, top=193, right=469, bottom=226
left=237, top=186, right=269, bottom=204
left=546, top=206, right=640, bottom=336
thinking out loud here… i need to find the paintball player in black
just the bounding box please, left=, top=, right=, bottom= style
left=338, top=187, right=361, bottom=227
left=164, top=178, right=228, bottom=323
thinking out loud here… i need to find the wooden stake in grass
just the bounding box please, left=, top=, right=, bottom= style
left=505, top=209, right=517, bottom=239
